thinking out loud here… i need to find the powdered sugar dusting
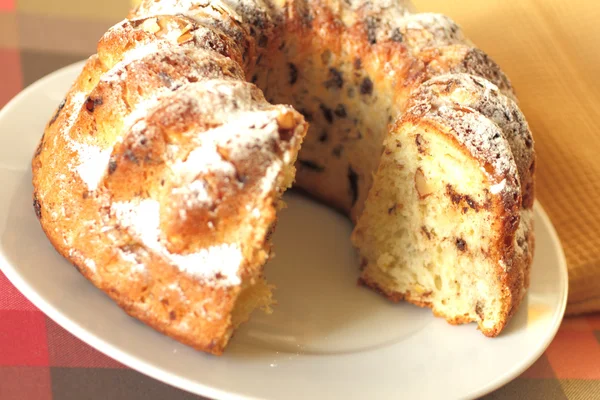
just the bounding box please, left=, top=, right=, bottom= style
left=170, top=107, right=283, bottom=194
left=134, top=0, right=244, bottom=23
left=398, top=12, right=468, bottom=51
left=118, top=248, right=147, bottom=274
left=172, top=180, right=212, bottom=220
left=261, top=161, right=282, bottom=194
left=490, top=179, right=506, bottom=195
left=69, top=249, right=97, bottom=273
left=435, top=104, right=515, bottom=178
left=84, top=258, right=97, bottom=272
left=65, top=42, right=168, bottom=191
left=101, top=42, right=160, bottom=83
left=123, top=94, right=161, bottom=130
left=61, top=92, right=87, bottom=136
left=111, top=199, right=242, bottom=285
left=173, top=141, right=236, bottom=181
left=69, top=141, right=112, bottom=191
left=173, top=180, right=211, bottom=208
left=409, top=73, right=532, bottom=203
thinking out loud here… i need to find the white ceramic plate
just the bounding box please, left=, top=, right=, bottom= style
left=0, top=62, right=568, bottom=400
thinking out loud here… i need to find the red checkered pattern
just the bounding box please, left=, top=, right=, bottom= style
left=1, top=268, right=599, bottom=400
left=0, top=0, right=14, bottom=12
left=0, top=49, right=22, bottom=109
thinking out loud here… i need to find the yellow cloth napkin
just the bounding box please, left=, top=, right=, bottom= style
left=128, top=0, right=600, bottom=314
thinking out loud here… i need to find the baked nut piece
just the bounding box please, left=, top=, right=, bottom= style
left=32, top=0, right=535, bottom=354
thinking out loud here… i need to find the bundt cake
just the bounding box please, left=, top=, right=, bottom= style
left=31, top=0, right=535, bottom=354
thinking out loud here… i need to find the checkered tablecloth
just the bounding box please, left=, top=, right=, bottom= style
left=1, top=0, right=600, bottom=399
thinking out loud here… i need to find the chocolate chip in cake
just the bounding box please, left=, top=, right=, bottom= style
left=288, top=63, right=298, bottom=85
left=345, top=129, right=362, bottom=141
left=354, top=58, right=362, bottom=70
left=158, top=71, right=175, bottom=88
left=300, top=7, right=314, bottom=27
left=415, top=134, right=428, bottom=154
left=334, top=104, right=347, bottom=118
left=348, top=166, right=359, bottom=206
left=455, top=238, right=467, bottom=252
left=390, top=28, right=404, bottom=42
left=299, top=159, right=325, bottom=172
left=278, top=125, right=294, bottom=142
left=421, top=225, right=432, bottom=239
left=320, top=104, right=334, bottom=124
left=318, top=131, right=328, bottom=142
left=108, top=159, right=118, bottom=174
left=85, top=96, right=103, bottom=113
left=124, top=150, right=139, bottom=164
left=324, top=67, right=344, bottom=89
left=332, top=145, right=343, bottom=158
left=360, top=77, right=373, bottom=95
left=475, top=301, right=484, bottom=319
left=236, top=173, right=248, bottom=184
left=365, top=16, right=378, bottom=44
left=446, top=184, right=480, bottom=211
left=33, top=194, right=42, bottom=219
left=473, top=78, right=485, bottom=88
left=299, top=108, right=313, bottom=122
left=49, top=98, right=66, bottom=126
left=169, top=311, right=177, bottom=320
left=466, top=197, right=477, bottom=210
left=258, top=33, right=268, bottom=47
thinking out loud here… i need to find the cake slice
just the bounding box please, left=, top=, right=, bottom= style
left=352, top=74, right=534, bottom=336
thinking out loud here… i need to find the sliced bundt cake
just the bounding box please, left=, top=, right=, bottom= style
left=32, top=0, right=534, bottom=354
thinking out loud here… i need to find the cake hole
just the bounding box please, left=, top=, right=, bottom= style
left=434, top=274, right=442, bottom=290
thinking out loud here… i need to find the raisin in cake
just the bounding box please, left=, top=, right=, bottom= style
left=32, top=0, right=535, bottom=354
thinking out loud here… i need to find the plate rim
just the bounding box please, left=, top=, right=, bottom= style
left=0, top=61, right=569, bottom=400
left=465, top=201, right=569, bottom=399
